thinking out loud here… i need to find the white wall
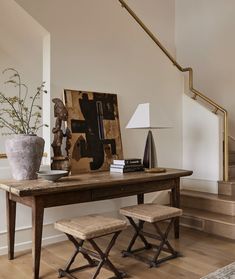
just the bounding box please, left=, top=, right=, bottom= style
left=0, top=0, right=49, bottom=253
left=182, top=94, right=222, bottom=193
left=0, top=0, right=48, bottom=153
left=15, top=0, right=183, bottom=166
left=0, top=0, right=183, bottom=254
left=175, top=0, right=235, bottom=137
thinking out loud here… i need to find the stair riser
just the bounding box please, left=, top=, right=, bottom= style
left=180, top=215, right=235, bottom=240
left=229, top=153, right=235, bottom=164
left=180, top=215, right=204, bottom=231
left=229, top=166, right=235, bottom=179
left=204, top=220, right=235, bottom=239
left=181, top=196, right=235, bottom=216
left=218, top=181, right=235, bottom=196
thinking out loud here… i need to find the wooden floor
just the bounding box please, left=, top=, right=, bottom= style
left=0, top=225, right=235, bottom=279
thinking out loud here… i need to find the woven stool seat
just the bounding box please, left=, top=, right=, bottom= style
left=120, top=203, right=182, bottom=223
left=55, top=214, right=127, bottom=240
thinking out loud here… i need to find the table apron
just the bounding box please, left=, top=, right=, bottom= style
left=9, top=178, right=177, bottom=208
left=91, top=179, right=176, bottom=201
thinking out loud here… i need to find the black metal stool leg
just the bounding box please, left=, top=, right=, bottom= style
left=63, top=250, right=79, bottom=273
left=59, top=231, right=126, bottom=279
left=122, top=217, right=180, bottom=268
left=153, top=219, right=177, bottom=256
left=58, top=269, right=77, bottom=279
left=122, top=217, right=151, bottom=257
left=66, top=234, right=96, bottom=266
left=91, top=260, right=104, bottom=279
left=89, top=231, right=125, bottom=279
left=137, top=219, right=151, bottom=249
left=149, top=218, right=178, bottom=267
left=58, top=234, right=98, bottom=278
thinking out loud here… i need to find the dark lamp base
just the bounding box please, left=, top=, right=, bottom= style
left=143, top=130, right=157, bottom=169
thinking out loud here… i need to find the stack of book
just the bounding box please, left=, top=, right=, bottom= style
left=110, top=158, right=144, bottom=173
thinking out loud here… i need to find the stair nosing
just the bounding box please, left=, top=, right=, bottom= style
left=182, top=207, right=235, bottom=226
left=181, top=190, right=235, bottom=204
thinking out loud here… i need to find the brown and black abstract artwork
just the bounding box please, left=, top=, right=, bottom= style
left=64, top=90, right=123, bottom=174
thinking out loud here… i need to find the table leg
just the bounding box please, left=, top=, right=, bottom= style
left=32, top=198, right=44, bottom=279
left=6, top=192, right=16, bottom=260
left=171, top=178, right=180, bottom=239
left=137, top=193, right=144, bottom=204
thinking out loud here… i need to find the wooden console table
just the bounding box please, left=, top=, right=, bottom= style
left=0, top=168, right=192, bottom=279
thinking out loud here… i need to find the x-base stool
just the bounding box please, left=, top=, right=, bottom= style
left=120, top=203, right=182, bottom=267
left=55, top=214, right=127, bottom=279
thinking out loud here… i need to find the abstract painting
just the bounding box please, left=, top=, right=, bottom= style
left=64, top=89, right=123, bottom=174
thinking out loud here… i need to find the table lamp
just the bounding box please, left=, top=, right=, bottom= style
left=126, top=103, right=171, bottom=169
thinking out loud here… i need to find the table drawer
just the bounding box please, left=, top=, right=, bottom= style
left=92, top=180, right=174, bottom=201
left=43, top=190, right=92, bottom=207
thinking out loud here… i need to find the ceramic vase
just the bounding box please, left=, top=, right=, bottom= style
left=5, top=134, right=45, bottom=180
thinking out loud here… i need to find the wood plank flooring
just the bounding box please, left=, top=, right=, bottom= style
left=0, top=225, right=235, bottom=279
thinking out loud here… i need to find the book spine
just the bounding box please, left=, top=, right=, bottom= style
left=125, top=159, right=141, bottom=165
left=122, top=167, right=144, bottom=173
left=113, top=159, right=142, bottom=165
left=110, top=164, right=143, bottom=169
left=110, top=167, right=144, bottom=173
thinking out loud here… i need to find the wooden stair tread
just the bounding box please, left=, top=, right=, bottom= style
left=182, top=207, right=235, bottom=225
left=181, top=190, right=235, bottom=203
left=181, top=191, right=235, bottom=239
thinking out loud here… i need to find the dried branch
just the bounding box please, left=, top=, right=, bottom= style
left=0, top=68, right=47, bottom=135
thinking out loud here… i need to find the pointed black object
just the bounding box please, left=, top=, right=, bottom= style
left=143, top=130, right=157, bottom=169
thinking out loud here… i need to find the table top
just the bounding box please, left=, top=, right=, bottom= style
left=0, top=168, right=193, bottom=197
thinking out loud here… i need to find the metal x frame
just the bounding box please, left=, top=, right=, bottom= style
left=122, top=217, right=179, bottom=267
left=58, top=231, right=126, bottom=279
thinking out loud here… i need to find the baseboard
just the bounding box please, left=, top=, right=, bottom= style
left=181, top=178, right=218, bottom=194
left=0, top=223, right=67, bottom=256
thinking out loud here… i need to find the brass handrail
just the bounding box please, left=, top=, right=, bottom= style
left=118, top=0, right=229, bottom=181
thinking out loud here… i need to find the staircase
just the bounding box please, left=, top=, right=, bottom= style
left=179, top=95, right=235, bottom=241
left=118, top=0, right=235, bottom=239
left=229, top=151, right=235, bottom=180
left=180, top=147, right=235, bottom=240
left=180, top=148, right=235, bottom=240
left=181, top=188, right=235, bottom=239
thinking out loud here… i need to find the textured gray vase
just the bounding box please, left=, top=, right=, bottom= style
left=5, top=135, right=45, bottom=180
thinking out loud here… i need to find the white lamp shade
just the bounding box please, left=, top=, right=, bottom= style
left=126, top=103, right=172, bottom=129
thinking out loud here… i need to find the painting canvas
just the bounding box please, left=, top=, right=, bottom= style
left=64, top=89, right=123, bottom=174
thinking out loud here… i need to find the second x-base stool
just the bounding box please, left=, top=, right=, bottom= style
left=120, top=203, right=182, bottom=268
left=55, top=214, right=127, bottom=279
